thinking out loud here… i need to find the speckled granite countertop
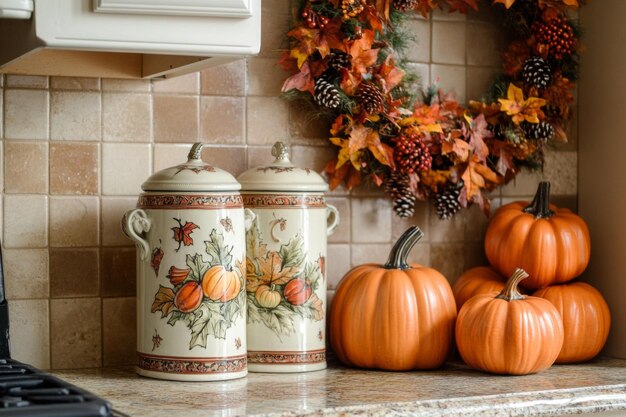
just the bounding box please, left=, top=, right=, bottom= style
left=53, top=357, right=626, bottom=417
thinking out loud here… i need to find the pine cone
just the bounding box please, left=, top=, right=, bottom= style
left=533, top=17, right=576, bottom=60
left=522, top=56, right=552, bottom=89
left=523, top=121, right=555, bottom=141
left=393, top=133, right=432, bottom=174
left=356, top=82, right=384, bottom=115
left=393, top=0, right=418, bottom=12
left=434, top=183, right=462, bottom=220
left=327, top=51, right=351, bottom=72
left=314, top=77, right=341, bottom=109
left=385, top=173, right=416, bottom=218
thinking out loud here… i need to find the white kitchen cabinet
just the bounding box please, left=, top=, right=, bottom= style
left=0, top=0, right=261, bottom=79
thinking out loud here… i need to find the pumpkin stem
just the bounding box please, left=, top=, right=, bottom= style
left=496, top=268, right=529, bottom=301
left=523, top=181, right=554, bottom=219
left=383, top=226, right=424, bottom=270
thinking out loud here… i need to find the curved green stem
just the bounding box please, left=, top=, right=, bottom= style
left=523, top=181, right=554, bottom=219
left=496, top=268, right=529, bottom=301
left=383, top=226, right=424, bottom=270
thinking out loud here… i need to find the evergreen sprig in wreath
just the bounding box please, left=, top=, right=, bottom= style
left=279, top=0, right=583, bottom=219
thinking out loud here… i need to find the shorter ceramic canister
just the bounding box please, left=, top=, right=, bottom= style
left=122, top=143, right=248, bottom=381
left=238, top=142, right=339, bottom=373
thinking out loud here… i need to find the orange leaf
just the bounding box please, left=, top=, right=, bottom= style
left=256, top=251, right=301, bottom=286
left=281, top=61, right=315, bottom=95
left=171, top=219, right=199, bottom=252
left=348, top=30, right=379, bottom=76
left=492, top=0, right=516, bottom=8
left=151, top=285, right=175, bottom=318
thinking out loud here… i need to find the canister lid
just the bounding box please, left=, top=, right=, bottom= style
left=142, top=143, right=241, bottom=192
left=237, top=142, right=329, bottom=192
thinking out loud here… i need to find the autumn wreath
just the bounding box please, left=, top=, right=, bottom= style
left=279, top=0, right=583, bottom=218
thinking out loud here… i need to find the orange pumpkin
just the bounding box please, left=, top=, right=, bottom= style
left=175, top=282, right=203, bottom=313
left=485, top=181, right=590, bottom=289
left=284, top=279, right=312, bottom=306
left=330, top=226, right=457, bottom=371
left=255, top=285, right=281, bottom=309
left=533, top=282, right=611, bottom=364
left=201, top=265, right=241, bottom=302
left=452, top=266, right=506, bottom=310
left=456, top=268, right=564, bottom=375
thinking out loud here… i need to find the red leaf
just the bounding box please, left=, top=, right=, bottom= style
left=282, top=61, right=315, bottom=95
left=171, top=218, right=199, bottom=252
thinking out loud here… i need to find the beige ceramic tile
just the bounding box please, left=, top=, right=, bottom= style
left=200, top=60, right=246, bottom=96
left=101, top=78, right=150, bottom=92
left=405, top=63, right=430, bottom=91
left=4, top=141, right=48, bottom=193
left=102, top=143, right=151, bottom=195
left=200, top=96, right=245, bottom=144
left=326, top=197, right=350, bottom=243
left=259, top=12, right=290, bottom=57
left=404, top=19, right=431, bottom=63
left=327, top=244, right=350, bottom=290
left=248, top=57, right=285, bottom=96
left=153, top=95, right=199, bottom=143
left=543, top=150, right=577, bottom=195
left=501, top=169, right=543, bottom=197
left=152, top=72, right=199, bottom=94
left=50, top=91, right=101, bottom=141
left=466, top=67, right=499, bottom=102
left=462, top=204, right=491, bottom=243
left=4, top=89, right=49, bottom=140
left=50, top=77, right=100, bottom=91
left=350, top=243, right=392, bottom=267
left=247, top=97, right=289, bottom=145
left=49, top=197, right=99, bottom=247
left=50, top=248, right=99, bottom=298
left=3, top=195, right=48, bottom=248
left=103, top=297, right=136, bottom=366
left=550, top=195, right=577, bottom=212
left=50, top=142, right=99, bottom=195
left=101, top=247, right=136, bottom=297
left=428, top=203, right=465, bottom=242
left=9, top=299, right=49, bottom=369
left=50, top=298, right=102, bottom=369
left=405, top=241, right=431, bottom=266
left=467, top=4, right=498, bottom=22
left=247, top=145, right=275, bottom=169
left=432, top=7, right=467, bottom=21
left=432, top=21, right=466, bottom=65
left=101, top=197, right=137, bottom=246
left=289, top=101, right=331, bottom=144
left=201, top=146, right=247, bottom=177
left=430, top=64, right=466, bottom=103
left=153, top=144, right=191, bottom=172
left=4, top=249, right=49, bottom=299
left=391, top=200, right=430, bottom=241
left=463, top=242, right=488, bottom=272
left=102, top=93, right=151, bottom=142
left=290, top=145, right=336, bottom=173
left=430, top=242, right=466, bottom=283
left=466, top=23, right=505, bottom=67
left=351, top=198, right=392, bottom=243
left=5, top=75, right=48, bottom=89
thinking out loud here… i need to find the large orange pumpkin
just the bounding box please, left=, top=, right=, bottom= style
left=330, top=226, right=457, bottom=371
left=201, top=265, right=241, bottom=302
left=456, top=268, right=564, bottom=375
left=485, top=181, right=590, bottom=289
left=452, top=266, right=506, bottom=310
left=533, top=282, right=611, bottom=364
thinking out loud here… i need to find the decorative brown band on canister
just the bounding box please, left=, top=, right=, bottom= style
left=138, top=194, right=243, bottom=210
left=137, top=352, right=247, bottom=374
left=247, top=349, right=326, bottom=364
left=242, top=194, right=326, bottom=209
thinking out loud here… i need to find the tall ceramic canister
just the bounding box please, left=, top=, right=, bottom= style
left=122, top=143, right=248, bottom=381
left=237, top=141, right=339, bottom=372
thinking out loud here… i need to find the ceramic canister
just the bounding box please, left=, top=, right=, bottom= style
left=237, top=142, right=339, bottom=373
left=122, top=143, right=248, bottom=381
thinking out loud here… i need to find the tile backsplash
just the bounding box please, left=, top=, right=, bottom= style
left=1, top=5, right=577, bottom=369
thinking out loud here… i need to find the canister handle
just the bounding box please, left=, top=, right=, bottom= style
left=326, top=204, right=340, bottom=237
left=121, top=209, right=152, bottom=260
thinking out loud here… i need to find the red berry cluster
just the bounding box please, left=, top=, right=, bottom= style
left=533, top=17, right=575, bottom=60
left=302, top=6, right=330, bottom=29
left=393, top=133, right=432, bottom=174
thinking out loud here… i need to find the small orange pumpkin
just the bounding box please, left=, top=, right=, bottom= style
left=255, top=285, right=281, bottom=309
left=456, top=268, right=564, bottom=375
left=175, top=281, right=203, bottom=313
left=452, top=266, right=506, bottom=310
left=533, top=282, right=611, bottom=364
left=330, top=226, right=457, bottom=371
left=201, top=265, right=241, bottom=302
left=485, top=181, right=590, bottom=289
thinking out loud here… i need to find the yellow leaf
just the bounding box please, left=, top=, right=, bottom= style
left=151, top=285, right=175, bottom=318
left=498, top=83, right=546, bottom=125
left=493, top=0, right=516, bottom=9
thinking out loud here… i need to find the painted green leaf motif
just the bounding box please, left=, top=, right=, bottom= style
left=303, top=261, right=322, bottom=288
left=189, top=303, right=226, bottom=349
left=167, top=310, right=185, bottom=326
left=186, top=253, right=210, bottom=282
left=205, top=229, right=233, bottom=267
left=257, top=304, right=296, bottom=337
left=279, top=234, right=305, bottom=269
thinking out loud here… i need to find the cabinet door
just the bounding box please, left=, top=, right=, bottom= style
left=93, top=0, right=253, bottom=18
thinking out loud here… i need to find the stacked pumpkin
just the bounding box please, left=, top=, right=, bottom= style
left=454, top=181, right=610, bottom=374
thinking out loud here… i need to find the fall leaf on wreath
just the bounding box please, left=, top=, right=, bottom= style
left=493, top=0, right=516, bottom=9
left=257, top=251, right=301, bottom=286
left=468, top=100, right=501, bottom=125
left=463, top=113, right=492, bottom=163
left=442, top=138, right=471, bottom=162
left=281, top=61, right=315, bottom=95
left=502, top=41, right=531, bottom=76
left=334, top=124, right=394, bottom=170
left=443, top=0, right=479, bottom=13
left=498, top=83, right=546, bottom=125
left=415, top=0, right=438, bottom=17
left=151, top=285, right=175, bottom=318
left=288, top=25, right=339, bottom=68
left=376, top=57, right=405, bottom=93
left=489, top=139, right=516, bottom=177
left=419, top=169, right=452, bottom=192
left=538, top=0, right=579, bottom=10
left=171, top=218, right=199, bottom=252
left=460, top=154, right=501, bottom=204
left=400, top=104, right=444, bottom=134
left=347, top=30, right=380, bottom=77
